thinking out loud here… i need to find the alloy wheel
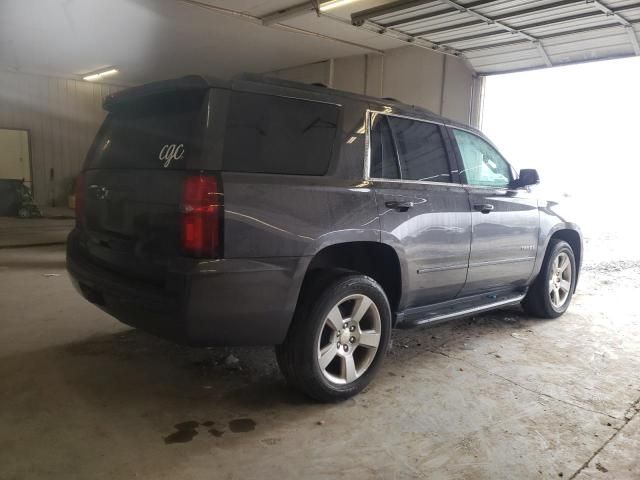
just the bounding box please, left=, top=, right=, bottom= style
left=316, top=294, right=381, bottom=385
left=549, top=251, right=572, bottom=309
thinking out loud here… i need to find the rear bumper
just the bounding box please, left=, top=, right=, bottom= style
left=66, top=229, right=306, bottom=346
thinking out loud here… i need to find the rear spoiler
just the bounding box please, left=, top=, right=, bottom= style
left=103, top=75, right=228, bottom=111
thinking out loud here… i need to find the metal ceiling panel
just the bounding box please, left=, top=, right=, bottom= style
left=350, top=0, right=640, bottom=73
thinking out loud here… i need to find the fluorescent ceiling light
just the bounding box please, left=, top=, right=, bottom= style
left=83, top=68, right=119, bottom=82
left=319, top=0, right=360, bottom=12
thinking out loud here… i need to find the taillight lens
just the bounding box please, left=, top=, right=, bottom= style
left=181, top=174, right=223, bottom=258
left=74, top=172, right=85, bottom=226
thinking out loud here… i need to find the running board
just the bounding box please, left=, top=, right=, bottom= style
left=396, top=290, right=527, bottom=329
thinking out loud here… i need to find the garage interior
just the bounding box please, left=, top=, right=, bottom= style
left=1, top=0, right=639, bottom=478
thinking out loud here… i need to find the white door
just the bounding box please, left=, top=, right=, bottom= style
left=0, top=129, right=31, bottom=182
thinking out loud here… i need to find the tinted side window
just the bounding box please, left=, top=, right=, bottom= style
left=388, top=117, right=451, bottom=182
left=370, top=114, right=399, bottom=179
left=223, top=92, right=339, bottom=175
left=452, top=129, right=512, bottom=188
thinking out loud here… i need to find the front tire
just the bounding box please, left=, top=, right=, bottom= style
left=522, top=239, right=576, bottom=318
left=276, top=274, right=391, bottom=402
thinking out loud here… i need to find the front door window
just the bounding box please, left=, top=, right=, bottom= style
left=452, top=129, right=511, bottom=188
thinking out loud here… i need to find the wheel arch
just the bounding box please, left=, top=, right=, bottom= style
left=550, top=229, right=582, bottom=277
left=532, top=225, right=583, bottom=285
left=295, top=241, right=404, bottom=326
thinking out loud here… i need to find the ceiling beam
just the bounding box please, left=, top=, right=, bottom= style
left=178, top=0, right=385, bottom=54
left=261, top=1, right=319, bottom=26
left=589, top=0, right=640, bottom=55
left=410, top=20, right=483, bottom=37
left=493, top=0, right=582, bottom=21
left=388, top=0, right=639, bottom=37
left=459, top=19, right=640, bottom=53
left=352, top=0, right=438, bottom=26
left=376, top=0, right=498, bottom=28
left=409, top=0, right=584, bottom=36
left=430, top=12, right=601, bottom=45
left=435, top=0, right=553, bottom=66
left=325, top=12, right=465, bottom=57
left=459, top=38, right=529, bottom=53
left=185, top=0, right=467, bottom=63
left=427, top=2, right=640, bottom=45
left=625, top=25, right=640, bottom=55
left=377, top=0, right=583, bottom=30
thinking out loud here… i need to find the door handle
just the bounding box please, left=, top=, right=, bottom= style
left=474, top=203, right=494, bottom=214
left=385, top=201, right=414, bottom=212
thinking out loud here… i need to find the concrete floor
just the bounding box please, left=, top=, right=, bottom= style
left=1, top=223, right=639, bottom=479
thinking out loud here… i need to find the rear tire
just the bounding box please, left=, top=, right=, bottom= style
left=276, top=273, right=391, bottom=402
left=522, top=239, right=576, bottom=318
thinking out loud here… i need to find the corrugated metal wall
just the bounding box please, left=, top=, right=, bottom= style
left=269, top=46, right=478, bottom=127
left=0, top=70, right=120, bottom=206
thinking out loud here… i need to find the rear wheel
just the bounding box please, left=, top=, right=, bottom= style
left=276, top=274, right=391, bottom=402
left=522, top=239, right=576, bottom=318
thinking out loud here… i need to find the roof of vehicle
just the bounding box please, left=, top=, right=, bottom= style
left=233, top=73, right=477, bottom=133
left=103, top=73, right=478, bottom=135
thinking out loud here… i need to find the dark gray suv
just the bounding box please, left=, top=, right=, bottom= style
left=67, top=74, right=582, bottom=402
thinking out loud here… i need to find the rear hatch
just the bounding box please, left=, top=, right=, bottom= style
left=78, top=88, right=209, bottom=282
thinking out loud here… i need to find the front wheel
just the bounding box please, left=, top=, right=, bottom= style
left=522, top=239, right=577, bottom=318
left=276, top=274, right=391, bottom=402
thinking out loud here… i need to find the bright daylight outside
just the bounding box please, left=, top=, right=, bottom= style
left=482, top=56, right=640, bottom=265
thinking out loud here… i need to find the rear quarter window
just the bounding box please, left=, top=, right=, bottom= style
left=223, top=92, right=339, bottom=175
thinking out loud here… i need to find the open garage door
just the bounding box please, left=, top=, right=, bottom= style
left=349, top=0, right=640, bottom=73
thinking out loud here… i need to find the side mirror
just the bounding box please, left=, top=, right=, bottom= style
left=516, top=168, right=540, bottom=188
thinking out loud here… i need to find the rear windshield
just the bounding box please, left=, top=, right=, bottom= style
left=223, top=92, right=339, bottom=175
left=87, top=91, right=204, bottom=170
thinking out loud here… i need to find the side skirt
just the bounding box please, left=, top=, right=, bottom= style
left=394, top=288, right=527, bottom=329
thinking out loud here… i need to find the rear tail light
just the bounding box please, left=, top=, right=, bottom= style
left=74, top=172, right=85, bottom=226
left=181, top=174, right=223, bottom=258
